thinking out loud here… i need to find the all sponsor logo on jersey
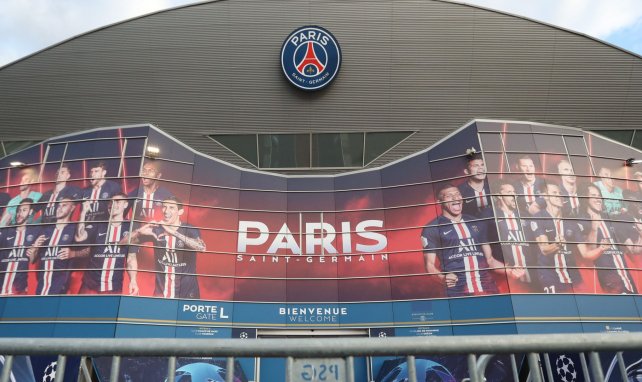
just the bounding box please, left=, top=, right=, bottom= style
left=280, top=26, right=341, bottom=91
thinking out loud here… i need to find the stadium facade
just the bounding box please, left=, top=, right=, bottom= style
left=1, top=0, right=642, bottom=381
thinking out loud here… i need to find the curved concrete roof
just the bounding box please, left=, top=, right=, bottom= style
left=1, top=0, right=640, bottom=173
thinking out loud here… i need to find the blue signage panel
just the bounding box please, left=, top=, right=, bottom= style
left=392, top=300, right=452, bottom=326
left=175, top=326, right=232, bottom=338
left=176, top=299, right=234, bottom=325
left=118, top=296, right=179, bottom=324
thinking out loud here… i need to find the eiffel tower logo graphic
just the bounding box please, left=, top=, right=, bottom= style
left=296, top=41, right=325, bottom=76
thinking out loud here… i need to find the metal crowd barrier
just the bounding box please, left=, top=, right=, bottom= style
left=0, top=332, right=641, bottom=382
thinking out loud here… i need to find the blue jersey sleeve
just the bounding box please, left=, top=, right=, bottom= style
left=421, top=224, right=440, bottom=251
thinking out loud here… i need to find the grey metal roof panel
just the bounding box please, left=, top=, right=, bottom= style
left=0, top=0, right=640, bottom=173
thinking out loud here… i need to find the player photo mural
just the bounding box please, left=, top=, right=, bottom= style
left=576, top=183, right=636, bottom=294
left=529, top=183, right=584, bottom=294
left=129, top=196, right=205, bottom=299
left=0, top=198, right=39, bottom=295
left=594, top=166, right=627, bottom=217
left=3, top=121, right=642, bottom=303
left=557, top=159, right=581, bottom=217
left=127, top=159, right=174, bottom=221
left=493, top=182, right=533, bottom=292
left=75, top=193, right=139, bottom=295
left=82, top=161, right=122, bottom=222
left=512, top=154, right=546, bottom=217
left=0, top=167, right=41, bottom=227
left=36, top=163, right=82, bottom=224
left=459, top=154, right=492, bottom=219
left=29, top=196, right=77, bottom=296
left=421, top=183, right=524, bottom=297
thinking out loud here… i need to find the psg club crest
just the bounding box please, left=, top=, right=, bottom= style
left=281, top=26, right=341, bottom=91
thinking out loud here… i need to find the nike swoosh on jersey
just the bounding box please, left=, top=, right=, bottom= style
left=443, top=230, right=453, bottom=235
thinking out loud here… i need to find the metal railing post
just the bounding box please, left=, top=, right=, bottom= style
left=580, top=352, right=592, bottom=382
left=510, top=354, right=519, bottom=382
left=346, top=356, right=355, bottom=382
left=589, top=351, right=605, bottom=382
left=527, top=353, right=543, bottom=382
left=616, top=352, right=627, bottom=382
left=56, top=355, right=67, bottom=382
left=543, top=353, right=555, bottom=382
left=406, top=355, right=416, bottom=382
left=110, top=355, right=121, bottom=382
left=476, top=354, right=493, bottom=380
left=468, top=354, right=479, bottom=382
left=80, top=356, right=93, bottom=382
left=167, top=356, right=176, bottom=382
left=285, top=356, right=293, bottom=382
left=226, top=356, right=235, bottom=382
left=0, top=355, right=13, bottom=382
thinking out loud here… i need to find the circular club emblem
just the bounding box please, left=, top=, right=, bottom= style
left=281, top=26, right=341, bottom=91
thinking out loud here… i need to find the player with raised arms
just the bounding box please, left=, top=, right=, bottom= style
left=422, top=183, right=523, bottom=297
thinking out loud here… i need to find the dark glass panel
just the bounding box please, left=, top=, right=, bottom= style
left=364, top=132, right=413, bottom=164
left=592, top=130, right=633, bottom=146
left=564, top=136, right=588, bottom=156
left=311, top=133, right=364, bottom=167
left=502, top=133, right=536, bottom=152
left=124, top=138, right=146, bottom=157
left=209, top=134, right=258, bottom=166
left=2, top=141, right=39, bottom=157
left=533, top=134, right=567, bottom=154
left=479, top=133, right=504, bottom=152
left=43, top=143, right=66, bottom=162
left=63, top=139, right=122, bottom=160
left=631, top=130, right=642, bottom=151
left=258, top=134, right=310, bottom=168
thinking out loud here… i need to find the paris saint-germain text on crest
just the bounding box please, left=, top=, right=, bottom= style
left=281, top=26, right=341, bottom=91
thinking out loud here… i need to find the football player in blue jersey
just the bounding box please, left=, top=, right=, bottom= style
left=127, top=160, right=174, bottom=221
left=37, top=163, right=82, bottom=223
left=512, top=155, right=546, bottom=217
left=81, top=161, right=122, bottom=222
left=0, top=198, right=40, bottom=295
left=530, top=183, right=584, bottom=294
left=494, top=183, right=533, bottom=290
left=577, top=184, right=636, bottom=294
left=557, top=160, right=581, bottom=217
left=422, top=183, right=523, bottom=297
left=130, top=196, right=205, bottom=299
left=27, top=196, right=77, bottom=295
left=458, top=155, right=492, bottom=219
left=75, top=193, right=139, bottom=295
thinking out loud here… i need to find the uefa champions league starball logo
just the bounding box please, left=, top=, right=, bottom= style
left=43, top=361, right=57, bottom=382
left=555, top=355, right=577, bottom=382
left=281, top=26, right=341, bottom=91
